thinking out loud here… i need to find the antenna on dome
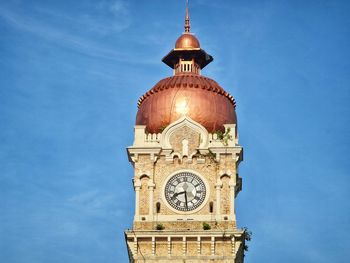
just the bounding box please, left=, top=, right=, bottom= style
left=185, top=0, right=190, bottom=33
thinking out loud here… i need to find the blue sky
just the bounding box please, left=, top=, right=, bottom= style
left=0, top=0, right=349, bottom=262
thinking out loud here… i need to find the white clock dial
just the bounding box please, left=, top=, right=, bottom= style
left=164, top=172, right=206, bottom=212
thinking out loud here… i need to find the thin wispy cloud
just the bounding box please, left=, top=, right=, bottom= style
left=0, top=2, right=160, bottom=66
left=0, top=7, right=156, bottom=66
left=0, top=2, right=172, bottom=66
left=35, top=0, right=130, bottom=35
left=0, top=7, right=128, bottom=61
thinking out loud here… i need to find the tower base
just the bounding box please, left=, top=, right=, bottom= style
left=125, top=229, right=245, bottom=263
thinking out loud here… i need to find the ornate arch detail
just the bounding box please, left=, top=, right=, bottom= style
left=219, top=171, right=236, bottom=190
left=219, top=170, right=233, bottom=179
left=171, top=152, right=181, bottom=159
left=160, top=116, right=209, bottom=149
left=189, top=151, right=199, bottom=160
left=138, top=172, right=151, bottom=180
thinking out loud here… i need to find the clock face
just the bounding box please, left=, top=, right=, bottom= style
left=164, top=172, right=206, bottom=212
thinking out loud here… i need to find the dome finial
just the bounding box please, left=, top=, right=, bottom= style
left=185, top=0, right=190, bottom=33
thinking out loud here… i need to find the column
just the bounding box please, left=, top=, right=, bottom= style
left=231, top=235, right=236, bottom=257
left=197, top=236, right=201, bottom=255
left=133, top=237, right=138, bottom=258
left=148, top=182, right=155, bottom=220
left=211, top=236, right=215, bottom=256
left=167, top=236, right=171, bottom=257
left=134, top=179, right=141, bottom=221
left=215, top=181, right=222, bottom=220
left=182, top=236, right=186, bottom=256
left=229, top=180, right=236, bottom=220
left=151, top=236, right=155, bottom=256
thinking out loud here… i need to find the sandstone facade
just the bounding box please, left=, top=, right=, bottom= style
left=125, top=117, right=245, bottom=262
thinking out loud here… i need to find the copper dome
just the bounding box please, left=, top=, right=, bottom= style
left=175, top=33, right=200, bottom=50
left=136, top=74, right=236, bottom=133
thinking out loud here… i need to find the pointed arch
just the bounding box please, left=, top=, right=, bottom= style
left=160, top=116, right=209, bottom=149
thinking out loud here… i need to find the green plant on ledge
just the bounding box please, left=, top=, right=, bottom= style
left=156, top=223, right=165, bottom=230
left=195, top=149, right=217, bottom=163
left=206, top=149, right=216, bottom=161
left=203, top=222, right=211, bottom=230
left=215, top=127, right=233, bottom=146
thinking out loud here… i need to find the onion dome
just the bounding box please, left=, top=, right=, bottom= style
left=175, top=33, right=200, bottom=49
left=136, top=75, right=236, bottom=133
left=162, top=3, right=212, bottom=69
left=136, top=2, right=237, bottom=133
left=174, top=7, right=201, bottom=50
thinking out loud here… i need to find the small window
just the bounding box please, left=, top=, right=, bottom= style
left=156, top=202, right=161, bottom=213
left=209, top=201, right=214, bottom=213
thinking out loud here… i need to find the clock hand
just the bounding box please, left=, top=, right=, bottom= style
left=173, top=191, right=186, bottom=198
left=184, top=191, right=188, bottom=209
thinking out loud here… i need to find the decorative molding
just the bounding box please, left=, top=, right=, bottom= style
left=134, top=178, right=141, bottom=188
left=127, top=147, right=161, bottom=163
left=147, top=181, right=155, bottom=188
left=151, top=214, right=225, bottom=222
left=137, top=75, right=236, bottom=108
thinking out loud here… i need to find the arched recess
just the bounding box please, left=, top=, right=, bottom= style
left=220, top=174, right=231, bottom=215
left=139, top=174, right=150, bottom=215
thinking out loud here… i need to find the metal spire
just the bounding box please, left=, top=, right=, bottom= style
left=185, top=0, right=190, bottom=33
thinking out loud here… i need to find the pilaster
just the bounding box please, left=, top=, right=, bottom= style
left=134, top=179, right=141, bottom=221
left=229, top=179, right=236, bottom=221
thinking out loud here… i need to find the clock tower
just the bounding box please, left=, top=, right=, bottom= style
left=125, top=3, right=246, bottom=262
